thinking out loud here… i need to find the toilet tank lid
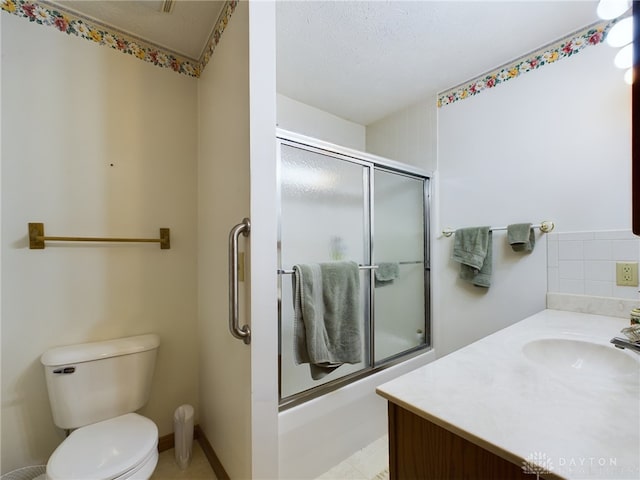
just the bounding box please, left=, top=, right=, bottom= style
left=41, top=334, right=160, bottom=367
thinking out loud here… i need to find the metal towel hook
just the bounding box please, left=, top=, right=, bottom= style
left=228, top=218, right=251, bottom=345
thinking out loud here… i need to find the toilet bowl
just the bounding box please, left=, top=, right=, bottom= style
left=46, top=414, right=158, bottom=480
left=41, top=334, right=161, bottom=480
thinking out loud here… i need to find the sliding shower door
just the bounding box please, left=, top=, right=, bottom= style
left=373, top=169, right=427, bottom=363
left=278, top=134, right=430, bottom=406
left=279, top=143, right=370, bottom=399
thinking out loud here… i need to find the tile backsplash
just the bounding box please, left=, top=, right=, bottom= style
left=547, top=230, right=640, bottom=300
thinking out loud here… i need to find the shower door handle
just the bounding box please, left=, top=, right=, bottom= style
left=228, top=217, right=251, bottom=345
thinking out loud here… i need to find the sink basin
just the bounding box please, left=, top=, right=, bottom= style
left=522, top=338, right=639, bottom=376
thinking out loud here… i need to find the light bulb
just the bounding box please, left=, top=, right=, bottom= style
left=607, top=17, right=633, bottom=47
left=614, top=43, right=633, bottom=69
left=624, top=68, right=634, bottom=84
left=597, top=0, right=631, bottom=20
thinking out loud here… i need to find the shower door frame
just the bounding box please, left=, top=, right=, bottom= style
left=276, top=129, right=431, bottom=410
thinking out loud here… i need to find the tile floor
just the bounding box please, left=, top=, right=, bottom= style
left=151, top=442, right=217, bottom=479
left=150, top=434, right=388, bottom=480
left=316, top=435, right=389, bottom=480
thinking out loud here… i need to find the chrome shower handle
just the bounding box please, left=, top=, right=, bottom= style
left=228, top=218, right=251, bottom=345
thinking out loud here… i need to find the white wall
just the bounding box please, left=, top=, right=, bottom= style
left=365, top=95, right=438, bottom=171
left=248, top=2, right=280, bottom=479
left=277, top=94, right=366, bottom=150
left=197, top=2, right=253, bottom=478
left=436, top=42, right=631, bottom=356
left=1, top=13, right=198, bottom=474
left=363, top=41, right=631, bottom=359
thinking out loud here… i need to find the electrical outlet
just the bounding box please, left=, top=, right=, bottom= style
left=616, top=262, right=639, bottom=287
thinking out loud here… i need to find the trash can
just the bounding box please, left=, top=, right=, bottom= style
left=174, top=404, right=194, bottom=470
left=0, top=465, right=46, bottom=480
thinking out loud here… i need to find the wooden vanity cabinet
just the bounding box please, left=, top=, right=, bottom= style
left=387, top=402, right=545, bottom=480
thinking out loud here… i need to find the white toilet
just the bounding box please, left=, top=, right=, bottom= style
left=40, top=334, right=161, bottom=480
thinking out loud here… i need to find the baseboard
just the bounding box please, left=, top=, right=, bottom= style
left=195, top=425, right=230, bottom=480
left=158, top=431, right=175, bottom=452
left=156, top=424, right=229, bottom=480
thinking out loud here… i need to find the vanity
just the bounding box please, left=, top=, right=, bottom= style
left=376, top=309, right=640, bottom=480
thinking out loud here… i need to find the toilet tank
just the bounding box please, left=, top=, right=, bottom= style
left=41, top=334, right=160, bottom=429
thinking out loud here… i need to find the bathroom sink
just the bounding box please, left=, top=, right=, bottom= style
left=522, top=338, right=639, bottom=377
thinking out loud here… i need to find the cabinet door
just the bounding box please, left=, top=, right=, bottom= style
left=279, top=143, right=370, bottom=399
left=373, top=169, right=427, bottom=364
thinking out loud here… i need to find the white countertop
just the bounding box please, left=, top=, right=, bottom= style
left=376, top=309, right=640, bottom=480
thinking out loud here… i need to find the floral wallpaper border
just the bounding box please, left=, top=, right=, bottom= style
left=437, top=20, right=614, bottom=108
left=1, top=0, right=238, bottom=78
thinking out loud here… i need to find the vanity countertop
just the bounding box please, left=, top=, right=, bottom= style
left=376, top=309, right=640, bottom=479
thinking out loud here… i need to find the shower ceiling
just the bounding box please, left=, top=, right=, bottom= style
left=46, top=1, right=601, bottom=125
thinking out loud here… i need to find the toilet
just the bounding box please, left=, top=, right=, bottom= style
left=40, top=334, right=161, bottom=480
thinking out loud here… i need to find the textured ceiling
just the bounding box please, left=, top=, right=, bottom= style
left=49, top=0, right=226, bottom=59
left=276, top=1, right=601, bottom=125
left=44, top=1, right=602, bottom=126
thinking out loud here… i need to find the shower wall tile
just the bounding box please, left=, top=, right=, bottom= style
left=547, top=230, right=640, bottom=301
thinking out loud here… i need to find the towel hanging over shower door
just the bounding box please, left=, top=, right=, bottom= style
left=292, top=261, right=362, bottom=380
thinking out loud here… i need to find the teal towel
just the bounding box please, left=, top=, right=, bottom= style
left=292, top=261, right=361, bottom=380
left=452, top=227, right=492, bottom=288
left=374, top=262, right=400, bottom=287
left=507, top=223, right=535, bottom=253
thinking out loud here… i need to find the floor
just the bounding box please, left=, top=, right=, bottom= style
left=149, top=435, right=388, bottom=480
left=316, top=435, right=389, bottom=480
left=151, top=442, right=217, bottom=479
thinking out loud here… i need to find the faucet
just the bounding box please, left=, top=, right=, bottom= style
left=610, top=337, right=640, bottom=354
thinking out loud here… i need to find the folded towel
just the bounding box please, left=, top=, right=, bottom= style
left=374, top=262, right=400, bottom=287
left=452, top=227, right=492, bottom=288
left=292, top=261, right=361, bottom=380
left=507, top=223, right=535, bottom=252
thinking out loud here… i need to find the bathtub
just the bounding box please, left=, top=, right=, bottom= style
left=278, top=348, right=436, bottom=479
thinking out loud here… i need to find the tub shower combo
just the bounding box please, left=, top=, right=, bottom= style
left=275, top=131, right=432, bottom=408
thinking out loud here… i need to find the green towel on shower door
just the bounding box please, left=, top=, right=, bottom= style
left=374, top=262, right=400, bottom=287
left=292, top=261, right=362, bottom=380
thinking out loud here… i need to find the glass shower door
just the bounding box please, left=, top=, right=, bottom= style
left=279, top=143, right=369, bottom=399
left=373, top=169, right=427, bottom=363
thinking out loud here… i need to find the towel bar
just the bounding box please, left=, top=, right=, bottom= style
left=441, top=221, right=554, bottom=238
left=28, top=222, right=171, bottom=249
left=277, top=261, right=424, bottom=275
left=278, top=264, right=379, bottom=275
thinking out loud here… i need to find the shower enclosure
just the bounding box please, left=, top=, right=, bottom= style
left=277, top=131, right=431, bottom=407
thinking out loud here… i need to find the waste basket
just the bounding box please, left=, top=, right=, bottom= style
left=0, top=466, right=46, bottom=480
left=174, top=404, right=194, bottom=470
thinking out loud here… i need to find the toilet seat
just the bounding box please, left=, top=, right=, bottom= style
left=47, top=413, right=158, bottom=480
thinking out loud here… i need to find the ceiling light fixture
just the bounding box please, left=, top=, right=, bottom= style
left=606, top=16, right=634, bottom=48
left=624, top=68, right=634, bottom=85
left=160, top=0, right=175, bottom=14
left=596, top=0, right=631, bottom=20
left=596, top=0, right=634, bottom=83
left=614, top=43, right=634, bottom=69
